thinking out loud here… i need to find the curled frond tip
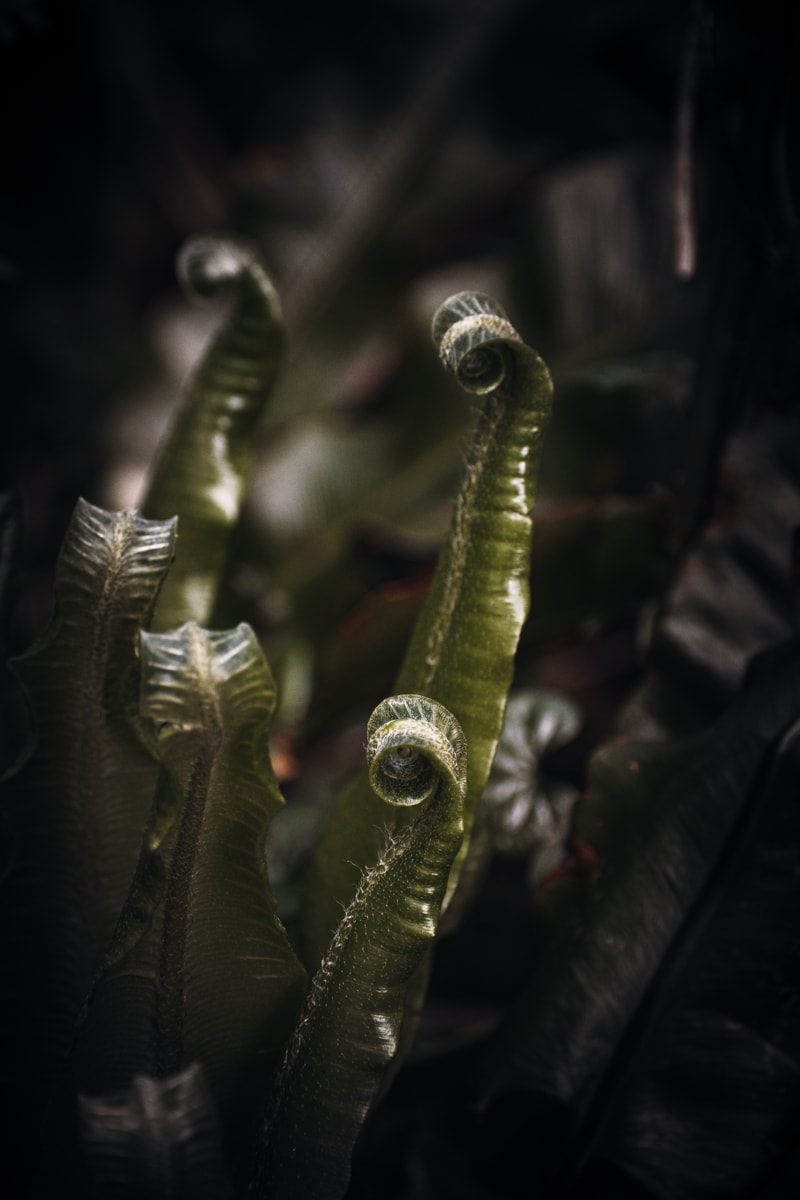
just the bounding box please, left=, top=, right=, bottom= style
left=431, top=291, right=522, bottom=395
left=177, top=232, right=281, bottom=315
left=366, top=694, right=467, bottom=809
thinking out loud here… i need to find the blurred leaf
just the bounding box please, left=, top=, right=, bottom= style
left=237, top=323, right=473, bottom=635
left=622, top=410, right=800, bottom=739
left=142, top=235, right=284, bottom=631
left=521, top=153, right=679, bottom=354
left=309, top=570, right=431, bottom=734
left=524, top=496, right=668, bottom=644
left=537, top=353, right=691, bottom=506
left=477, top=642, right=800, bottom=1198
left=80, top=1064, right=231, bottom=1200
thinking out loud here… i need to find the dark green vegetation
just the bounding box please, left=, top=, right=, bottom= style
left=2, top=225, right=800, bottom=1198
left=0, top=245, right=559, bottom=1196
left=2, top=3, right=800, bottom=1198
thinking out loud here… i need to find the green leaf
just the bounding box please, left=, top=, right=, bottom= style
left=0, top=500, right=176, bottom=1124
left=249, top=694, right=467, bottom=1200
left=68, top=622, right=307, bottom=1155
left=477, top=642, right=800, bottom=1197
left=299, top=291, right=553, bottom=968
left=142, top=234, right=284, bottom=631
left=79, top=1064, right=231, bottom=1200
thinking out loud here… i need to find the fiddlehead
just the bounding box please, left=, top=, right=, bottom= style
left=301, top=290, right=553, bottom=965
left=249, top=695, right=467, bottom=1200
left=366, top=693, right=467, bottom=810
left=432, top=290, right=521, bottom=394
left=142, top=233, right=284, bottom=631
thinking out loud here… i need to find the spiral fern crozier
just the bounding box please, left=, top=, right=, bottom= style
left=142, top=234, right=284, bottom=631
left=301, top=291, right=553, bottom=965
left=249, top=695, right=467, bottom=1200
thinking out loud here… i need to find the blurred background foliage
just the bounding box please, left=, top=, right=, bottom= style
left=2, top=0, right=797, bottom=736
left=0, top=9, right=725, bottom=656
left=1, top=1, right=799, bottom=1192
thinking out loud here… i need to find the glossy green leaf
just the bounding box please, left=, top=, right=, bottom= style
left=304, top=497, right=664, bottom=738
left=249, top=694, right=467, bottom=1200
left=142, top=234, right=284, bottom=631
left=300, top=291, right=553, bottom=968
left=79, top=1064, right=231, bottom=1200
left=0, top=499, right=176, bottom=1130
left=68, top=622, right=307, bottom=1154
left=477, top=642, right=800, bottom=1197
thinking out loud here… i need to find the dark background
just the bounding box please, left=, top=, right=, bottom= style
left=4, top=0, right=797, bottom=646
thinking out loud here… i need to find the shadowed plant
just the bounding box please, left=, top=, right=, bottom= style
left=0, top=233, right=554, bottom=1198
left=2, top=231, right=799, bottom=1200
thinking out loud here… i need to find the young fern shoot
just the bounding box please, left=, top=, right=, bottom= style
left=249, top=695, right=467, bottom=1200
left=142, top=234, right=284, bottom=631
left=300, top=292, right=554, bottom=967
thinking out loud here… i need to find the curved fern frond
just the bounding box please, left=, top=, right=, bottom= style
left=300, top=291, right=553, bottom=966
left=250, top=695, right=467, bottom=1200
left=142, top=234, right=284, bottom=630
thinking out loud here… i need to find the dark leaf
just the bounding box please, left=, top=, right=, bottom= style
left=67, top=622, right=307, bottom=1157
left=0, top=500, right=176, bottom=1170
left=80, top=1063, right=231, bottom=1200
left=142, top=234, right=284, bottom=631
left=441, top=688, right=582, bottom=934
left=477, top=642, right=800, bottom=1198
left=622, top=411, right=800, bottom=739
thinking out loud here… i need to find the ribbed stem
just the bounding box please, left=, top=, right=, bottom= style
left=250, top=696, right=466, bottom=1200
left=142, top=234, right=284, bottom=630
left=299, top=292, right=553, bottom=966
